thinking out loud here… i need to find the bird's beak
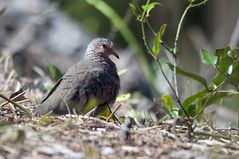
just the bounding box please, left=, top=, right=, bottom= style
left=110, top=49, right=119, bottom=59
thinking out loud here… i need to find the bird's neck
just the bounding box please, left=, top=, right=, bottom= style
left=84, top=51, right=110, bottom=62
left=84, top=51, right=116, bottom=72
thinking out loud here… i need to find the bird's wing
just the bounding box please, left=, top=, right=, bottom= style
left=41, top=78, right=63, bottom=104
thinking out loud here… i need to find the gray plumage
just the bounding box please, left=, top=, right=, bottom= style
left=34, top=38, right=120, bottom=116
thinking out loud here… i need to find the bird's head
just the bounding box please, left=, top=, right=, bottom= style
left=85, top=38, right=119, bottom=59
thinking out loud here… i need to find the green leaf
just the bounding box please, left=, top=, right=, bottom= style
left=217, top=57, right=233, bottom=73
left=200, top=49, right=218, bottom=65
left=47, top=63, right=63, bottom=82
left=186, top=104, right=196, bottom=117
left=229, top=48, right=239, bottom=59
left=152, top=34, right=160, bottom=58
left=195, top=100, right=203, bottom=120
left=129, top=108, right=144, bottom=123
left=212, top=72, right=226, bottom=86
left=213, top=47, right=239, bottom=88
left=226, top=69, right=239, bottom=88
left=161, top=94, right=174, bottom=111
left=161, top=94, right=180, bottom=118
left=183, top=89, right=208, bottom=111
left=167, top=63, right=208, bottom=88
left=118, top=68, right=127, bottom=76
left=202, top=90, right=238, bottom=106
left=116, top=93, right=131, bottom=102
left=152, top=24, right=167, bottom=58
left=142, top=2, right=160, bottom=17
left=129, top=3, right=141, bottom=20
left=215, top=47, right=230, bottom=58
left=183, top=90, right=238, bottom=117
left=227, top=64, right=233, bottom=75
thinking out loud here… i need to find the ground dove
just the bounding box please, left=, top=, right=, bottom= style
left=34, top=38, right=120, bottom=116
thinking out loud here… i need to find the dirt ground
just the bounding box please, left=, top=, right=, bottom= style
left=0, top=54, right=239, bottom=159
left=0, top=114, right=238, bottom=159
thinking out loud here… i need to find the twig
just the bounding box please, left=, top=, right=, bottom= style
left=78, top=115, right=120, bottom=129
left=172, top=118, right=193, bottom=140
left=173, top=127, right=239, bottom=140
left=194, top=131, right=238, bottom=140
left=0, top=91, right=26, bottom=107
left=106, top=104, right=122, bottom=122
left=15, top=99, right=30, bottom=104
left=0, top=93, right=31, bottom=117
left=9, top=104, right=19, bottom=121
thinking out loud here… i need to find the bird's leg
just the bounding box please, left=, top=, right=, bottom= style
left=85, top=101, right=107, bottom=117
left=85, top=103, right=120, bottom=124
left=85, top=107, right=96, bottom=117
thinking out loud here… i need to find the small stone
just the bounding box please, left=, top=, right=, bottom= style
left=101, top=146, right=116, bottom=155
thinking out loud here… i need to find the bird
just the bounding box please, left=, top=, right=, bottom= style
left=34, top=38, right=120, bottom=116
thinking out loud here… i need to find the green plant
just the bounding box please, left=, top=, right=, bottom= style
left=130, top=0, right=239, bottom=125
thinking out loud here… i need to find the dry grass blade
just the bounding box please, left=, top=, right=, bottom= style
left=0, top=93, right=31, bottom=117
left=60, top=96, right=71, bottom=115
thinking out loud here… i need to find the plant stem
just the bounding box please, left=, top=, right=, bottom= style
left=145, top=20, right=174, bottom=55
left=141, top=23, right=153, bottom=57
left=141, top=23, right=174, bottom=93
left=140, top=0, right=150, bottom=22
left=191, top=0, right=208, bottom=8
left=172, top=0, right=207, bottom=98
left=173, top=4, right=192, bottom=98
left=141, top=22, right=191, bottom=121
left=193, top=78, right=237, bottom=120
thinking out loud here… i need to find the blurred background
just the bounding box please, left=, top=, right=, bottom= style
left=0, top=0, right=239, bottom=127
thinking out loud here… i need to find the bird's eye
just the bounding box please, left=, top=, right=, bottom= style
left=102, top=44, right=107, bottom=48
